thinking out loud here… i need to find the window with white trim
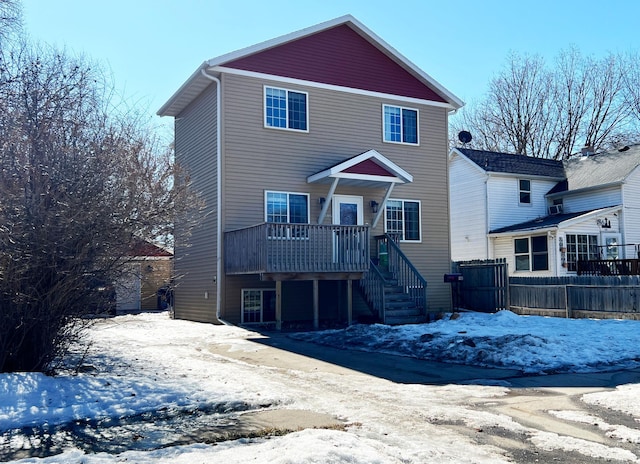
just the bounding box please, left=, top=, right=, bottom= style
left=514, top=236, right=548, bottom=271
left=385, top=199, right=421, bottom=242
left=566, top=234, right=599, bottom=272
left=265, top=191, right=309, bottom=238
left=242, top=289, right=276, bottom=324
left=264, top=86, right=308, bottom=131
left=383, top=104, right=418, bottom=144
left=519, top=179, right=531, bottom=204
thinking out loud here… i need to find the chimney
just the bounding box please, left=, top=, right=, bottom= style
left=581, top=146, right=594, bottom=156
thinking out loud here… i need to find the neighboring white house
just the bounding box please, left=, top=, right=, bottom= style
left=449, top=145, right=640, bottom=276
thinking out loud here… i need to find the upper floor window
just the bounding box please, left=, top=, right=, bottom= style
left=383, top=105, right=418, bottom=145
left=264, top=86, right=308, bottom=131
left=519, top=179, right=531, bottom=204
left=385, top=199, right=421, bottom=242
left=515, top=236, right=548, bottom=271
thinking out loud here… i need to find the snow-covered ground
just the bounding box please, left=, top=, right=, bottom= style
left=1, top=310, right=640, bottom=463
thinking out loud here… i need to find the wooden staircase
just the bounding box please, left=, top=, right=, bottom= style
left=359, top=234, right=428, bottom=325
left=378, top=268, right=426, bottom=325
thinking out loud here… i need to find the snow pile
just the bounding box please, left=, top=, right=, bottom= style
left=291, top=310, right=640, bottom=373
left=2, top=310, right=640, bottom=463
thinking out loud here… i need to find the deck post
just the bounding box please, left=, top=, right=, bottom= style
left=275, top=280, right=282, bottom=330
left=313, top=279, right=319, bottom=329
left=347, top=279, right=353, bottom=325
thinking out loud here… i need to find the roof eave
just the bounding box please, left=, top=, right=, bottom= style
left=546, top=181, right=622, bottom=198
left=157, top=62, right=216, bottom=117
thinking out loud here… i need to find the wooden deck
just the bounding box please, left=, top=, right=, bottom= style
left=224, top=223, right=370, bottom=278
left=578, top=259, right=640, bottom=276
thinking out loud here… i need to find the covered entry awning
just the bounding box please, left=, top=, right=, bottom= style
left=307, top=149, right=413, bottom=226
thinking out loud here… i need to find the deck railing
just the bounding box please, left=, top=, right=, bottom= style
left=383, top=234, right=428, bottom=312
left=578, top=259, right=640, bottom=276
left=224, top=223, right=370, bottom=275
left=359, top=260, right=386, bottom=321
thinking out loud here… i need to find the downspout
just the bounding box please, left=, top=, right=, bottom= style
left=200, top=68, right=223, bottom=323
left=485, top=177, right=490, bottom=259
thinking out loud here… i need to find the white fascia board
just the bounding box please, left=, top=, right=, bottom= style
left=307, top=149, right=412, bottom=184
left=332, top=173, right=405, bottom=183
left=546, top=181, right=622, bottom=199
left=214, top=66, right=455, bottom=109
left=488, top=226, right=558, bottom=238
left=448, top=148, right=491, bottom=177
left=558, top=205, right=622, bottom=228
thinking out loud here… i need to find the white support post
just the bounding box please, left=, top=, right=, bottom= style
left=372, top=183, right=395, bottom=229
left=318, top=177, right=339, bottom=224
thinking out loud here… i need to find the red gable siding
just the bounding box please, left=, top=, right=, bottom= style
left=223, top=25, right=447, bottom=103
left=343, top=159, right=395, bottom=177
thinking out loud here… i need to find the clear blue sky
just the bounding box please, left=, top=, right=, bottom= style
left=21, top=0, right=640, bottom=136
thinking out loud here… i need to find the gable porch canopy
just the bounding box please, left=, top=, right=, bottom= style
left=307, top=149, right=412, bottom=226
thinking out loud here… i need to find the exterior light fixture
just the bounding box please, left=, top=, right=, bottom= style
left=370, top=200, right=379, bottom=214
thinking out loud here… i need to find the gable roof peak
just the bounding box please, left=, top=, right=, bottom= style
left=158, top=15, right=463, bottom=117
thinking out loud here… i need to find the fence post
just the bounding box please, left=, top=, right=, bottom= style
left=565, top=285, right=571, bottom=318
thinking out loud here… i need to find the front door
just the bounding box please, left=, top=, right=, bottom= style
left=332, top=195, right=364, bottom=264
left=332, top=195, right=364, bottom=225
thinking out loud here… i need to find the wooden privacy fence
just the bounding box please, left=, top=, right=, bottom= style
left=452, top=259, right=508, bottom=312
left=510, top=276, right=640, bottom=318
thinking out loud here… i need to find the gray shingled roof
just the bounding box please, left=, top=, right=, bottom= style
left=455, top=148, right=565, bottom=178
left=490, top=210, right=595, bottom=234
left=551, top=144, right=640, bottom=194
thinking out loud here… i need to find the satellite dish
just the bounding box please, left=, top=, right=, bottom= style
left=458, top=131, right=472, bottom=144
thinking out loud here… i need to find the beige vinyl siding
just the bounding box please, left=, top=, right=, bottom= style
left=173, top=84, right=219, bottom=323
left=221, top=73, right=452, bottom=314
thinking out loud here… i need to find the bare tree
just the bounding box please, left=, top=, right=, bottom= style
left=622, top=52, right=640, bottom=133
left=0, top=42, right=199, bottom=373
left=452, top=49, right=637, bottom=158
left=0, top=0, right=21, bottom=43
left=552, top=47, right=590, bottom=159
left=452, top=53, right=557, bottom=157
left=582, top=53, right=630, bottom=150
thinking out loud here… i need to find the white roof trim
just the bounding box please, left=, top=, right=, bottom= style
left=488, top=206, right=622, bottom=237
left=449, top=148, right=490, bottom=176
left=215, top=66, right=456, bottom=108
left=307, top=149, right=413, bottom=184
left=158, top=15, right=463, bottom=117
left=557, top=205, right=621, bottom=229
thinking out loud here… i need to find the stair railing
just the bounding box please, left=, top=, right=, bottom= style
left=359, top=260, right=387, bottom=323
left=377, top=234, right=428, bottom=315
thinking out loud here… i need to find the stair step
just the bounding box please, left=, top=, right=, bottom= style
left=383, top=285, right=404, bottom=294
left=385, top=307, right=421, bottom=316
left=385, top=315, right=427, bottom=325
